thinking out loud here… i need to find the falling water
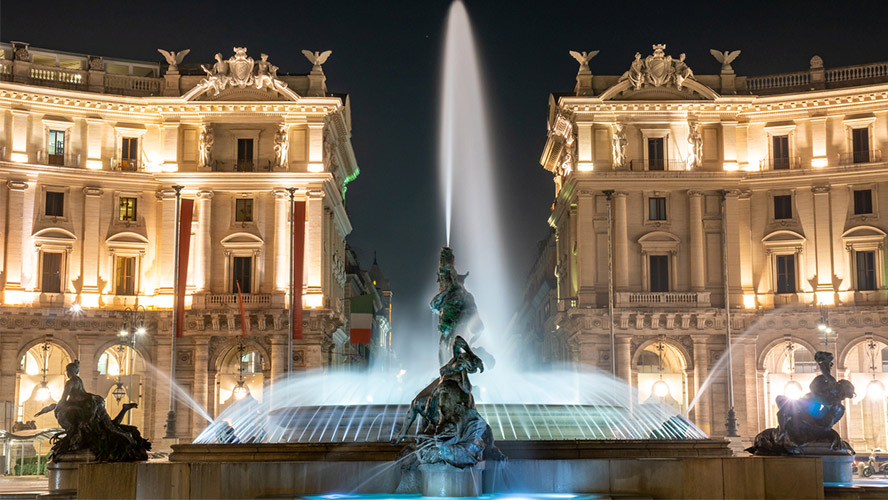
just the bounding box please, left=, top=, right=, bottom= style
left=142, top=360, right=213, bottom=423
left=439, top=1, right=512, bottom=354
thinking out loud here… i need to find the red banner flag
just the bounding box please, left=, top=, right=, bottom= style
left=236, top=280, right=249, bottom=338
left=175, top=198, right=194, bottom=338
left=292, top=201, right=306, bottom=339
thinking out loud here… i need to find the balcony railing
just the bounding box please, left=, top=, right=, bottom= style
left=28, top=64, right=87, bottom=91
left=826, top=62, right=888, bottom=83
left=191, top=293, right=281, bottom=310
left=747, top=71, right=809, bottom=92
left=615, top=291, right=710, bottom=308
left=103, top=73, right=161, bottom=96
left=628, top=159, right=687, bottom=171
left=838, top=149, right=882, bottom=166
left=760, top=157, right=801, bottom=171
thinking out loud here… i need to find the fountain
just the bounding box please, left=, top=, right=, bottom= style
left=76, top=2, right=826, bottom=498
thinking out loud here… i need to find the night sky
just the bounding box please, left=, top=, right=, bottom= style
left=4, top=0, right=888, bottom=356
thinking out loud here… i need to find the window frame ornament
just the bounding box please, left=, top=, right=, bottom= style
left=42, top=117, right=74, bottom=167
left=762, top=230, right=806, bottom=297
left=843, top=115, right=877, bottom=164
left=638, top=231, right=681, bottom=292
left=220, top=232, right=264, bottom=295
left=842, top=225, right=886, bottom=292
left=32, top=227, right=76, bottom=295
left=763, top=123, right=797, bottom=171
left=105, top=232, right=150, bottom=297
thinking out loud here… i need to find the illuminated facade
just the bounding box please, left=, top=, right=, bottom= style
left=534, top=45, right=888, bottom=449
left=0, top=41, right=359, bottom=443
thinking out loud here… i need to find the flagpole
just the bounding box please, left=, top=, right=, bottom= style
left=164, top=185, right=183, bottom=440
left=287, top=187, right=297, bottom=377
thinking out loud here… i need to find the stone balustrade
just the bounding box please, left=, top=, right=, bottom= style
left=104, top=73, right=162, bottom=96
left=746, top=71, right=809, bottom=91
left=616, top=291, right=710, bottom=307
left=191, top=293, right=282, bottom=310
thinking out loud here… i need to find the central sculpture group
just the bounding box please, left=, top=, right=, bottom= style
left=392, top=247, right=504, bottom=481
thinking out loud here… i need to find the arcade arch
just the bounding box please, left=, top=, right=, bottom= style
left=761, top=340, right=817, bottom=428
left=215, top=342, right=268, bottom=415
left=842, top=337, right=888, bottom=452
left=635, top=338, right=688, bottom=413
left=96, top=344, right=147, bottom=430
left=16, top=341, right=72, bottom=429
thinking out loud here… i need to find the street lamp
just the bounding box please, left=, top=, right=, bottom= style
left=119, top=305, right=147, bottom=423
left=782, top=337, right=803, bottom=400
left=653, top=335, right=670, bottom=399
left=865, top=336, right=885, bottom=400
left=233, top=340, right=251, bottom=400
left=35, top=340, right=52, bottom=401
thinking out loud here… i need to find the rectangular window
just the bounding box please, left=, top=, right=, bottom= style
left=115, top=256, right=136, bottom=295
left=856, top=251, right=876, bottom=291
left=119, top=197, right=137, bottom=222
left=235, top=199, right=253, bottom=222
left=232, top=256, right=252, bottom=293
left=648, top=197, right=667, bottom=221
left=772, top=135, right=790, bottom=169
left=41, top=252, right=62, bottom=293
left=647, top=138, right=665, bottom=170
left=774, top=195, right=792, bottom=220
left=45, top=192, right=64, bottom=217
left=48, top=130, right=65, bottom=166
left=852, top=128, right=870, bottom=163
left=237, top=139, right=254, bottom=172
left=121, top=137, right=138, bottom=170
left=854, top=189, right=873, bottom=215
left=776, top=254, right=796, bottom=294
left=649, top=255, right=669, bottom=292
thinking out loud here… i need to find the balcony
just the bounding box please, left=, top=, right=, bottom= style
left=760, top=157, right=801, bottom=171
left=838, top=149, right=882, bottom=166
left=191, top=293, right=282, bottom=310
left=628, top=159, right=687, bottom=171
left=615, top=291, right=710, bottom=308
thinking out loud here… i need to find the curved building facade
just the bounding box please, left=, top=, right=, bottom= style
left=0, top=41, right=360, bottom=443
left=531, top=45, right=888, bottom=450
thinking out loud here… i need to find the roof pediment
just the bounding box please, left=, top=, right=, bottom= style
left=599, top=44, right=718, bottom=101
left=181, top=48, right=300, bottom=102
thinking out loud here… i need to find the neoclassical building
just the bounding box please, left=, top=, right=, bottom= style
left=529, top=44, right=888, bottom=450
left=0, top=41, right=360, bottom=444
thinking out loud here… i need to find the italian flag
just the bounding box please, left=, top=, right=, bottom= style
left=350, top=293, right=374, bottom=344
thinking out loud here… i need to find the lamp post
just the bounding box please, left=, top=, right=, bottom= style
left=816, top=305, right=833, bottom=353
left=164, top=185, right=183, bottom=440
left=602, top=190, right=616, bottom=382
left=35, top=339, right=52, bottom=402
left=719, top=190, right=739, bottom=438
left=118, top=305, right=146, bottom=423
left=286, top=187, right=297, bottom=376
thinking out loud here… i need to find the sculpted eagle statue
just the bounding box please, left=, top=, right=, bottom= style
left=157, top=49, right=191, bottom=72
left=569, top=50, right=599, bottom=73
left=710, top=49, right=741, bottom=73
left=302, top=50, right=332, bottom=69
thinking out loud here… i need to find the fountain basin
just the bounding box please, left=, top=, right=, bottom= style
left=419, top=461, right=484, bottom=497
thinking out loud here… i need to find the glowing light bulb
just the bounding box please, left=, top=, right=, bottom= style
left=867, top=380, right=885, bottom=400
left=136, top=327, right=146, bottom=335
left=233, top=381, right=249, bottom=400
left=69, top=303, right=82, bottom=313
left=784, top=380, right=803, bottom=400
left=119, top=329, right=128, bottom=337
left=35, top=382, right=52, bottom=401
left=652, top=380, right=670, bottom=398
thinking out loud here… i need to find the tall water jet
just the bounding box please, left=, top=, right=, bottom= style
left=439, top=1, right=512, bottom=361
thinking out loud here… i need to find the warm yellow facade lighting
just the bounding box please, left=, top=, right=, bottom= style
left=303, top=293, right=324, bottom=309
left=307, top=163, right=324, bottom=173
left=577, top=162, right=594, bottom=172
left=811, top=157, right=828, bottom=168
left=816, top=291, right=834, bottom=306
left=10, top=152, right=28, bottom=163
left=722, top=161, right=739, bottom=171
left=86, top=160, right=104, bottom=170
left=742, top=294, right=757, bottom=309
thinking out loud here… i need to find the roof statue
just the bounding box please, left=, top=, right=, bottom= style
left=710, top=49, right=741, bottom=73
left=157, top=48, right=190, bottom=72
left=569, top=50, right=599, bottom=75
left=302, top=50, right=332, bottom=73
left=196, top=47, right=288, bottom=97
left=619, top=44, right=696, bottom=90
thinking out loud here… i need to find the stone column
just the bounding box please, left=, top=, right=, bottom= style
left=812, top=186, right=834, bottom=302
left=81, top=187, right=103, bottom=305
left=688, top=190, right=705, bottom=291
left=9, top=110, right=29, bottom=162
left=738, top=192, right=754, bottom=297
left=194, top=191, right=214, bottom=292
left=273, top=189, right=290, bottom=292
left=76, top=335, right=98, bottom=394
left=615, top=334, right=633, bottom=407
left=269, top=337, right=288, bottom=404
left=160, top=123, right=180, bottom=172
left=576, top=190, right=596, bottom=305
left=307, top=122, right=324, bottom=170
left=691, top=335, right=711, bottom=435
left=85, top=118, right=104, bottom=169
left=722, top=191, right=744, bottom=304
left=811, top=117, right=828, bottom=167
left=0, top=333, right=21, bottom=424
left=577, top=120, right=593, bottom=165
left=4, top=181, right=27, bottom=294
left=156, top=189, right=177, bottom=296
left=721, top=120, right=738, bottom=170
left=304, top=191, right=324, bottom=305
left=613, top=192, right=629, bottom=291
left=192, top=337, right=209, bottom=438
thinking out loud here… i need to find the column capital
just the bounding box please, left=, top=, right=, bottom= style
left=155, top=188, right=177, bottom=200
left=83, top=186, right=104, bottom=197
left=613, top=191, right=629, bottom=199
left=196, top=190, right=214, bottom=200
left=307, top=189, right=324, bottom=200
left=811, top=185, right=831, bottom=194
left=273, top=188, right=291, bottom=200
left=687, top=189, right=704, bottom=198
left=6, top=180, right=27, bottom=191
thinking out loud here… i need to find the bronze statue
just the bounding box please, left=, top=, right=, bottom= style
left=430, top=247, right=484, bottom=365
left=393, top=336, right=503, bottom=468
left=747, top=351, right=854, bottom=456
left=36, top=360, right=150, bottom=462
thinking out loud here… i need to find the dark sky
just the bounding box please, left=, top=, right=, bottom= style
left=4, top=0, right=888, bottom=354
